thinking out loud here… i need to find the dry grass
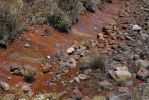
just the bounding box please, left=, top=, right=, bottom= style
left=80, top=50, right=106, bottom=71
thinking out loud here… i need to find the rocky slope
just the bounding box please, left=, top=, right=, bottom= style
left=0, top=0, right=149, bottom=99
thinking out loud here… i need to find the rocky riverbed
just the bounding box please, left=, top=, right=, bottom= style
left=0, top=0, right=149, bottom=100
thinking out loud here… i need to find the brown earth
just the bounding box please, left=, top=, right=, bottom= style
left=0, top=0, right=130, bottom=97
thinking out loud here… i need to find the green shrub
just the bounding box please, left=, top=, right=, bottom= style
left=22, top=67, right=36, bottom=82
left=0, top=1, right=26, bottom=47
left=48, top=9, right=71, bottom=32
left=58, top=0, right=84, bottom=23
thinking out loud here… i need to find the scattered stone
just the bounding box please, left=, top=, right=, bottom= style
left=136, top=67, right=149, bottom=81
left=76, top=48, right=85, bottom=57
left=132, top=24, right=141, bottom=31
left=9, top=64, right=22, bottom=75
left=74, top=77, right=80, bottom=83
left=81, top=40, right=93, bottom=48
left=84, top=2, right=96, bottom=13
left=118, top=87, right=129, bottom=93
left=7, top=76, right=12, bottom=80
left=125, top=36, right=133, bottom=41
left=108, top=95, right=120, bottom=100
left=71, top=88, right=83, bottom=100
left=61, top=81, right=68, bottom=86
left=108, top=70, right=117, bottom=80
left=99, top=80, right=113, bottom=90
left=41, top=63, right=52, bottom=73
left=21, top=84, right=32, bottom=92
left=141, top=33, right=149, bottom=42
left=134, top=83, right=149, bottom=100
left=108, top=93, right=132, bottom=100
left=47, top=55, right=51, bottom=59
left=24, top=43, right=30, bottom=48
left=115, top=70, right=132, bottom=80
left=135, top=59, right=149, bottom=68
left=115, top=66, right=129, bottom=71
left=97, top=33, right=105, bottom=44
left=78, top=74, right=90, bottom=80
left=3, top=94, right=15, bottom=100
left=67, top=47, right=75, bottom=54
left=103, top=25, right=113, bottom=35
left=94, top=27, right=97, bottom=30
left=113, top=54, right=125, bottom=62
left=83, top=69, right=92, bottom=74
left=0, top=81, right=10, bottom=91
left=65, top=58, right=77, bottom=69
left=82, top=96, right=92, bottom=100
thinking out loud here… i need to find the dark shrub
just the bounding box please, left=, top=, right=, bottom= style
left=83, top=0, right=95, bottom=13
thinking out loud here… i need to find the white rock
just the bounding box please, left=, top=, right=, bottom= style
left=132, top=24, right=141, bottom=31
left=24, top=43, right=30, bottom=48
left=115, top=70, right=132, bottom=79
left=74, top=77, right=80, bottom=83
left=116, top=66, right=128, bottom=71
left=78, top=74, right=89, bottom=80
left=47, top=55, right=51, bottom=59
left=67, top=47, right=75, bottom=54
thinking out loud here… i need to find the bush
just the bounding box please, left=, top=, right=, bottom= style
left=58, top=0, right=84, bottom=23
left=48, top=9, right=71, bottom=32
left=0, top=1, right=26, bottom=48
left=80, top=50, right=106, bottom=71
left=22, top=67, right=36, bottom=82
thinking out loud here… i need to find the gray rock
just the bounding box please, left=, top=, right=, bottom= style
left=132, top=24, right=141, bottom=31
left=84, top=2, right=96, bottom=13
left=118, top=87, right=129, bottom=93
left=60, top=58, right=77, bottom=69
left=109, top=93, right=131, bottom=100
left=21, top=84, right=32, bottom=92
left=109, top=95, right=120, bottom=100
left=99, top=80, right=113, bottom=90
left=134, top=83, right=149, bottom=100
left=76, top=48, right=85, bottom=57
left=71, top=88, right=83, bottom=100
left=41, top=63, right=52, bottom=73
left=135, top=59, right=149, bottom=68
left=67, top=47, right=75, bottom=54
left=136, top=68, right=149, bottom=81
left=0, top=81, right=9, bottom=91
left=9, top=64, right=22, bottom=75
left=115, top=70, right=132, bottom=80
left=141, top=33, right=149, bottom=43
left=113, top=54, right=125, bottom=62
